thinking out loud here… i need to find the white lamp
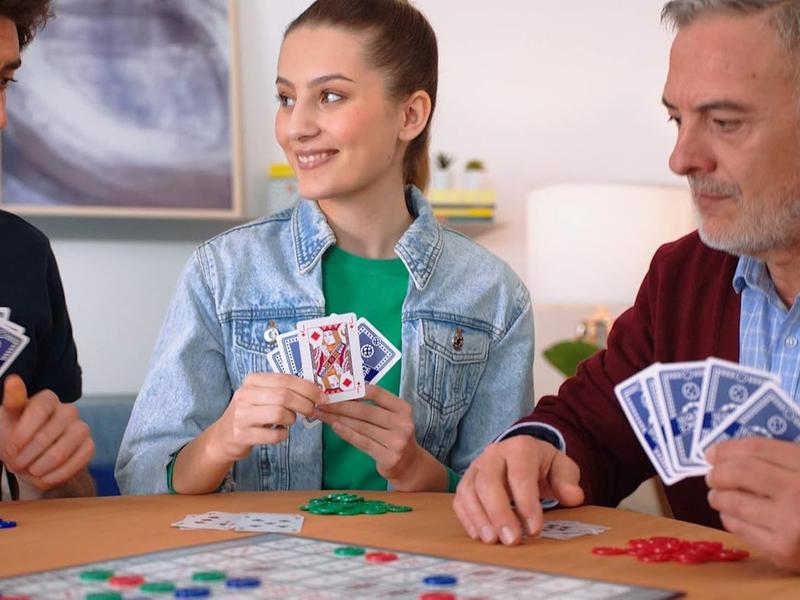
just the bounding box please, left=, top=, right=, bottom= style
left=526, top=183, right=696, bottom=347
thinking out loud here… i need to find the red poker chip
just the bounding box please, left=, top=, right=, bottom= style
left=418, top=594, right=457, bottom=600
left=715, top=548, right=750, bottom=561
left=691, top=541, right=723, bottom=551
left=675, top=552, right=710, bottom=564
left=591, top=546, right=628, bottom=556
left=593, top=536, right=750, bottom=566
left=649, top=536, right=680, bottom=544
left=638, top=553, right=673, bottom=563
left=365, top=551, right=398, bottom=563
left=109, top=574, right=146, bottom=587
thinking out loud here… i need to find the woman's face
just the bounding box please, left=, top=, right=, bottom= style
left=275, top=25, right=407, bottom=203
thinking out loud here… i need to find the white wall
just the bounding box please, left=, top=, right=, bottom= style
left=32, top=0, right=683, bottom=396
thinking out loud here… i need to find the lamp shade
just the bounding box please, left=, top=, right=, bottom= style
left=526, top=183, right=695, bottom=306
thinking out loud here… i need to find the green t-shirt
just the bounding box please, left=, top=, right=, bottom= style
left=321, top=245, right=407, bottom=490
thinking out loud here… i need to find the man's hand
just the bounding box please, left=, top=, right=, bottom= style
left=0, top=374, right=95, bottom=492
left=453, top=435, right=584, bottom=546
left=706, top=438, right=800, bottom=572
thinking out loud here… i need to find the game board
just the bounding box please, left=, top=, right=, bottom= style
left=0, top=533, right=683, bottom=599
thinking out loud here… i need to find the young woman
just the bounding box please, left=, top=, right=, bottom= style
left=116, top=0, right=534, bottom=496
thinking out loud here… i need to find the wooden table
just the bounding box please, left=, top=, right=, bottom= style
left=0, top=491, right=797, bottom=598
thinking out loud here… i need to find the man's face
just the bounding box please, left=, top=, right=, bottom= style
left=0, top=16, right=20, bottom=130
left=663, top=12, right=800, bottom=256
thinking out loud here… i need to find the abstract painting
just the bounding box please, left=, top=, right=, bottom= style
left=0, top=0, right=241, bottom=217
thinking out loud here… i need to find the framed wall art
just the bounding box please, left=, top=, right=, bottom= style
left=0, top=0, right=243, bottom=218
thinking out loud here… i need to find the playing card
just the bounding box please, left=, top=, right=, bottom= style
left=267, top=346, right=288, bottom=374
left=0, top=320, right=30, bottom=378
left=0, top=307, right=9, bottom=320
left=699, top=382, right=800, bottom=458
left=653, top=362, right=708, bottom=473
left=691, top=358, right=779, bottom=461
left=640, top=368, right=680, bottom=477
left=235, top=513, right=304, bottom=533
left=171, top=511, right=241, bottom=531
left=357, top=317, right=401, bottom=385
left=297, top=313, right=365, bottom=403
left=539, top=520, right=609, bottom=540
left=277, top=330, right=303, bottom=377
left=615, top=368, right=681, bottom=485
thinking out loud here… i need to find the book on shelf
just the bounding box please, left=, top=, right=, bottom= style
left=426, top=188, right=496, bottom=207
left=432, top=206, right=495, bottom=219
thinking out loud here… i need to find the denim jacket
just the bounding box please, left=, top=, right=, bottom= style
left=116, top=187, right=534, bottom=494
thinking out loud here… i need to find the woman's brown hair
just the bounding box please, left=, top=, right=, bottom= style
left=286, top=0, right=438, bottom=191
left=0, top=0, right=52, bottom=49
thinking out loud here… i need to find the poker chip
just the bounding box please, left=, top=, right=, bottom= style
left=592, top=536, right=749, bottom=565
left=299, top=494, right=413, bottom=516
left=365, top=551, right=398, bottom=563
left=591, top=546, right=627, bottom=556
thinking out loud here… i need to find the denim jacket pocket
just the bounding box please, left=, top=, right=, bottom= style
left=417, top=319, right=490, bottom=416
left=232, top=317, right=292, bottom=382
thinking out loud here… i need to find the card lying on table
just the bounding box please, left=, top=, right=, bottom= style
left=171, top=511, right=304, bottom=533
left=615, top=357, right=797, bottom=485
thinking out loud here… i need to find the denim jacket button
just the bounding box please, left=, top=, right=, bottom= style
left=452, top=327, right=464, bottom=352
left=263, top=321, right=279, bottom=344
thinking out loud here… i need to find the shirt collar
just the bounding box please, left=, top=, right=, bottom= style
left=733, top=255, right=773, bottom=295
left=291, top=185, right=443, bottom=290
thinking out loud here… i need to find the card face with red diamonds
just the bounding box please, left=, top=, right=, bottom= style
left=297, top=313, right=365, bottom=403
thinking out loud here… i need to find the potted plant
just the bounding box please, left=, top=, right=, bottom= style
left=430, top=152, right=454, bottom=190
left=464, top=159, right=485, bottom=189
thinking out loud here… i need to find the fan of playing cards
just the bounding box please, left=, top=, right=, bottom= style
left=0, top=308, right=29, bottom=379
left=267, top=313, right=400, bottom=427
left=615, top=357, right=800, bottom=486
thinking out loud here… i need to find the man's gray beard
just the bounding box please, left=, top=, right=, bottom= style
left=690, top=176, right=800, bottom=256
left=696, top=200, right=800, bottom=256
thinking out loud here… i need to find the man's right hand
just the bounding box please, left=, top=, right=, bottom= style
left=0, top=374, right=95, bottom=492
left=453, top=435, right=584, bottom=546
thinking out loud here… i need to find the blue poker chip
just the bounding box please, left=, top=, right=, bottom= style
left=0, top=519, right=17, bottom=529
left=174, top=587, right=211, bottom=598
left=225, top=577, right=261, bottom=589
left=423, top=574, right=458, bottom=586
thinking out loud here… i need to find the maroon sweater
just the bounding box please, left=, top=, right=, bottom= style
left=524, top=231, right=740, bottom=528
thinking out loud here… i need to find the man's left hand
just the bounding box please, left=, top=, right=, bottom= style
left=706, top=437, right=800, bottom=572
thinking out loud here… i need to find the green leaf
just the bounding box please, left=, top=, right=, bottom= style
left=543, top=340, right=600, bottom=377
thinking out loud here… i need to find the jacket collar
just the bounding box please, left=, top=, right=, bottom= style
left=292, top=185, right=443, bottom=290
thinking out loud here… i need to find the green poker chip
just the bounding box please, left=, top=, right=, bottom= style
left=334, top=546, right=366, bottom=556
left=303, top=494, right=412, bottom=516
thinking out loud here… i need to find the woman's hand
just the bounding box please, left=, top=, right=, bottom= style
left=208, top=373, right=327, bottom=463
left=315, top=384, right=448, bottom=491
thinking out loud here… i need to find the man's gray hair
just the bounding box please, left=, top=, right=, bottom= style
left=662, top=1, right=800, bottom=53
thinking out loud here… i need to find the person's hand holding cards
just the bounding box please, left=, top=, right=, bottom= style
left=0, top=374, right=95, bottom=492
left=267, top=313, right=401, bottom=426
left=616, top=358, right=800, bottom=570
left=207, top=373, right=327, bottom=462
left=315, top=383, right=436, bottom=490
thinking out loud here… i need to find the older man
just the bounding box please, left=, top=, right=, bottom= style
left=454, top=0, right=800, bottom=572
left=0, top=0, right=94, bottom=500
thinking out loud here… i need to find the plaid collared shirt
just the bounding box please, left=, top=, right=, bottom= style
left=733, top=255, right=800, bottom=400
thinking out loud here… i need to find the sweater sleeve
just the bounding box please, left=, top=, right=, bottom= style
left=518, top=253, right=664, bottom=507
